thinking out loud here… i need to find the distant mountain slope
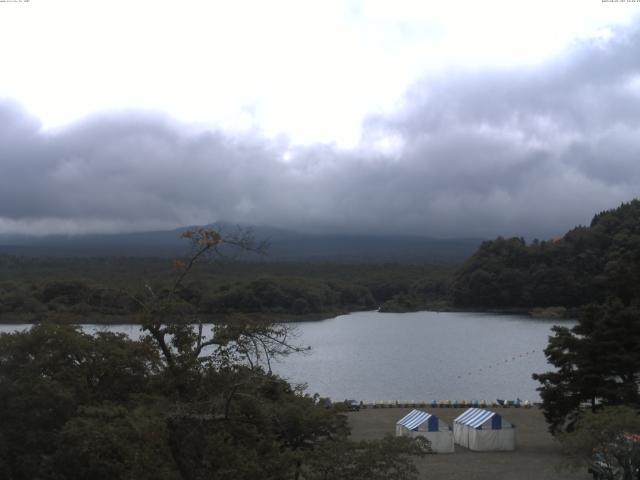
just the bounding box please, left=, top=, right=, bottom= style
left=0, top=224, right=482, bottom=263
left=451, top=199, right=640, bottom=308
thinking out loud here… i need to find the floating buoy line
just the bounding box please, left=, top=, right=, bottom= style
left=455, top=349, right=539, bottom=379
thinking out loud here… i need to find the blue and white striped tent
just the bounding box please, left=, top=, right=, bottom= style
left=455, top=408, right=503, bottom=429
left=453, top=408, right=515, bottom=451
left=396, top=409, right=454, bottom=453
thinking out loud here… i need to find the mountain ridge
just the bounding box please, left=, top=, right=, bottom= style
left=0, top=223, right=483, bottom=263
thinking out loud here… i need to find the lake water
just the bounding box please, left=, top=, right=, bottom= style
left=273, top=311, right=573, bottom=402
left=0, top=311, right=573, bottom=402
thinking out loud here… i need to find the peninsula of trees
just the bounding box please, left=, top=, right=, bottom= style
left=0, top=258, right=454, bottom=323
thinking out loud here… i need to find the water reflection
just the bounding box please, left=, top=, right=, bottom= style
left=0, top=311, right=573, bottom=402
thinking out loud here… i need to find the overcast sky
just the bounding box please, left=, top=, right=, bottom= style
left=1, top=0, right=640, bottom=238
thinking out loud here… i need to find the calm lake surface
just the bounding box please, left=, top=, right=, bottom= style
left=273, top=311, right=574, bottom=402
left=0, top=311, right=574, bottom=402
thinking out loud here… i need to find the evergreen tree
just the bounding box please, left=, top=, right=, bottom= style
left=452, top=199, right=640, bottom=309
left=533, top=302, right=640, bottom=433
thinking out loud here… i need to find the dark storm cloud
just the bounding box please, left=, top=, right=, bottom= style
left=357, top=24, right=640, bottom=237
left=0, top=106, right=297, bottom=235
left=1, top=22, right=640, bottom=238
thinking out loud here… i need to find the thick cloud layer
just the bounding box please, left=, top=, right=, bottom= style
left=1, top=24, right=640, bottom=238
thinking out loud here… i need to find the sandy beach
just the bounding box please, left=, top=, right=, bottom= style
left=347, top=407, right=590, bottom=480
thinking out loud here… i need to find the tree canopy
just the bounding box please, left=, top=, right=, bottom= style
left=0, top=228, right=428, bottom=480
left=533, top=302, right=640, bottom=434
left=559, top=406, right=640, bottom=480
left=451, top=199, right=640, bottom=310
left=0, top=255, right=454, bottom=322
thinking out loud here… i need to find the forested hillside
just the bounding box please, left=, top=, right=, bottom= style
left=451, top=199, right=640, bottom=309
left=0, top=257, right=454, bottom=322
left=5, top=199, right=639, bottom=320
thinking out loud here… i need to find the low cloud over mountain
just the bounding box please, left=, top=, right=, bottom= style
left=2, top=22, right=640, bottom=239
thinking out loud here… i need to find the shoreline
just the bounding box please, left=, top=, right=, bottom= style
left=0, top=309, right=357, bottom=325
left=353, top=399, right=541, bottom=409
left=0, top=305, right=578, bottom=325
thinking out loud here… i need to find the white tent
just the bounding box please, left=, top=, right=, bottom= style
left=453, top=408, right=516, bottom=451
left=396, top=409, right=454, bottom=453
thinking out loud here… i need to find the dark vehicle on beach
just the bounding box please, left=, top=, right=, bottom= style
left=345, top=399, right=360, bottom=411
left=588, top=434, right=640, bottom=480
left=588, top=452, right=621, bottom=480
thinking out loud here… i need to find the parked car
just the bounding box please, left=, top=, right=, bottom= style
left=344, top=399, right=360, bottom=411
left=588, top=452, right=621, bottom=480
left=588, top=434, right=640, bottom=480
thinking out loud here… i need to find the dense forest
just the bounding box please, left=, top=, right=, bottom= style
left=451, top=199, right=640, bottom=310
left=0, top=257, right=454, bottom=323
left=525, top=203, right=640, bottom=472
left=3, top=199, right=640, bottom=323
left=0, top=230, right=429, bottom=479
